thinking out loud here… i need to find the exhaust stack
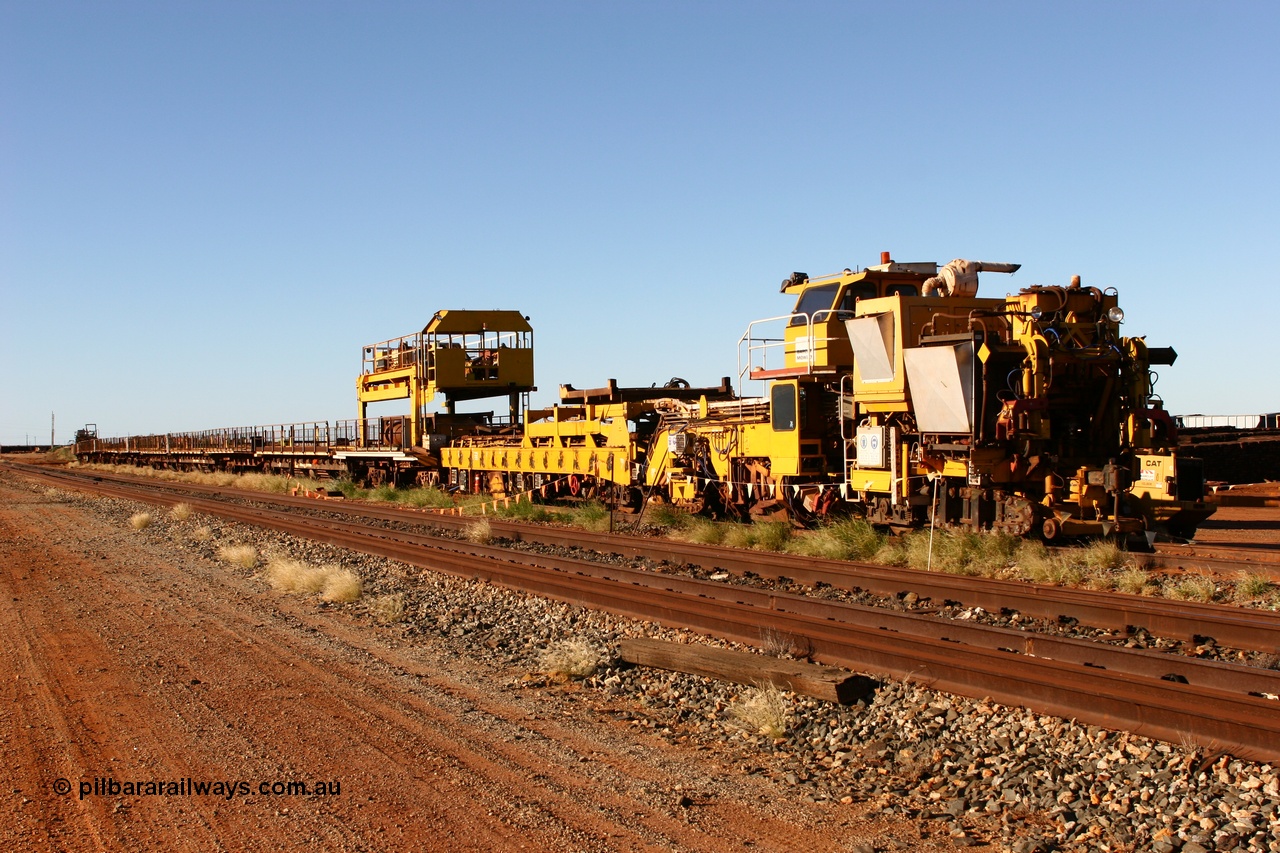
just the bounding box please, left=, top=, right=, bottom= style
left=923, top=259, right=1021, bottom=298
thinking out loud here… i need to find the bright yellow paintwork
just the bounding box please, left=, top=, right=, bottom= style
left=356, top=309, right=534, bottom=448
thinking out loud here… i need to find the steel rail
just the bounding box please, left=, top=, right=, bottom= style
left=1149, top=542, right=1280, bottom=582
left=486, top=526, right=1280, bottom=652
left=60, top=466, right=1275, bottom=695
left=16, top=464, right=1280, bottom=763
left=22, top=463, right=1280, bottom=654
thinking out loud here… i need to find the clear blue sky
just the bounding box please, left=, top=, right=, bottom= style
left=2, top=1, right=1277, bottom=444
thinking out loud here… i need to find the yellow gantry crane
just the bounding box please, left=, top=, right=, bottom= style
left=356, top=310, right=535, bottom=466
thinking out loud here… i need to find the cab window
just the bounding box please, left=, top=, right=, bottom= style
left=837, top=282, right=878, bottom=315
left=771, top=383, right=797, bottom=431
left=789, top=285, right=839, bottom=326
left=887, top=283, right=918, bottom=296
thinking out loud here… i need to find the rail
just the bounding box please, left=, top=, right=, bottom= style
left=18, top=462, right=1280, bottom=764
left=75, top=418, right=411, bottom=456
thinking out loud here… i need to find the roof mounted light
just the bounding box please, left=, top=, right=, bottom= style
left=780, top=271, right=809, bottom=292
left=1107, top=306, right=1125, bottom=324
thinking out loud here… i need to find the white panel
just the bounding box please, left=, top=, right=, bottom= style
left=845, top=314, right=895, bottom=383
left=856, top=426, right=887, bottom=468
left=903, top=344, right=975, bottom=434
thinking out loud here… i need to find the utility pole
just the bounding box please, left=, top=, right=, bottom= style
left=51, top=412, right=56, bottom=447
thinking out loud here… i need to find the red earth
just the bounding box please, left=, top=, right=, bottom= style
left=1, top=474, right=982, bottom=852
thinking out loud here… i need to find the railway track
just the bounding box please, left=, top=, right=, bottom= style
left=12, top=462, right=1280, bottom=764
left=25, top=465, right=1280, bottom=654
left=1148, top=541, right=1280, bottom=581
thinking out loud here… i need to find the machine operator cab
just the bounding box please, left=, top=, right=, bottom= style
left=417, top=309, right=534, bottom=400
left=740, top=252, right=937, bottom=383
left=356, top=310, right=536, bottom=450
left=359, top=310, right=535, bottom=407
left=735, top=253, right=941, bottom=482
left=737, top=253, right=1022, bottom=481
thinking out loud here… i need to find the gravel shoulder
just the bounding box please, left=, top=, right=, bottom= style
left=7, top=470, right=1280, bottom=853
left=1, top=475, right=956, bottom=852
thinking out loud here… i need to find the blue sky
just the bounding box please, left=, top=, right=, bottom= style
left=2, top=1, right=1277, bottom=444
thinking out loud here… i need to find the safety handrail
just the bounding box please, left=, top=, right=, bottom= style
left=736, top=309, right=858, bottom=387
left=737, top=312, right=809, bottom=386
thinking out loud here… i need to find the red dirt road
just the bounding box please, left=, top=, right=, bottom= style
left=1193, top=505, right=1280, bottom=547
left=0, top=478, right=936, bottom=852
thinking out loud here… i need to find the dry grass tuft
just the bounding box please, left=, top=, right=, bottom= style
left=645, top=502, right=692, bottom=531
left=786, top=529, right=850, bottom=560
left=43, top=487, right=61, bottom=500
left=217, top=544, right=258, bottom=570
left=1167, top=574, right=1218, bottom=603
left=749, top=521, right=793, bottom=552
left=495, top=499, right=557, bottom=523
left=169, top=502, right=193, bottom=522
left=722, top=524, right=756, bottom=549
left=678, top=518, right=727, bottom=545
left=265, top=557, right=362, bottom=603
left=265, top=556, right=328, bottom=593
left=730, top=684, right=790, bottom=739
left=760, top=628, right=813, bottom=660
left=129, top=512, right=153, bottom=531
left=1085, top=572, right=1117, bottom=591
left=48, top=446, right=76, bottom=463
left=894, top=529, right=1015, bottom=577
left=1115, top=567, right=1156, bottom=596
left=791, top=517, right=884, bottom=561
left=879, top=532, right=1142, bottom=588
left=1026, top=539, right=1145, bottom=589
left=717, top=520, right=793, bottom=552
left=401, top=487, right=456, bottom=509
left=539, top=638, right=603, bottom=681
left=1078, top=539, right=1131, bottom=572
left=190, top=525, right=213, bottom=543
left=1236, top=572, right=1274, bottom=602
left=370, top=484, right=399, bottom=503
left=320, top=568, right=362, bottom=603
left=237, top=473, right=295, bottom=494
left=1012, top=542, right=1084, bottom=586
left=465, top=518, right=493, bottom=544
left=874, top=535, right=909, bottom=566
left=572, top=500, right=611, bottom=532
left=368, top=593, right=406, bottom=624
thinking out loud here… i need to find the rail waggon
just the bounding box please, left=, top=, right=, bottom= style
left=75, top=253, right=1213, bottom=540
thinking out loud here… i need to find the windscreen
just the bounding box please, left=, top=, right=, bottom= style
left=789, top=285, right=839, bottom=326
